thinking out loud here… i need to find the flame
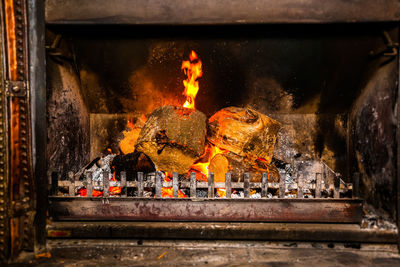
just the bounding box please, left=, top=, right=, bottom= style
left=189, top=143, right=228, bottom=180
left=182, top=50, right=202, bottom=109
left=78, top=170, right=121, bottom=196
left=160, top=172, right=187, bottom=198
left=120, top=114, right=147, bottom=155
left=217, top=188, right=226, bottom=198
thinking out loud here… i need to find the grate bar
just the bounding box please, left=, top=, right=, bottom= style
left=120, top=171, right=127, bottom=197
left=225, top=172, right=231, bottom=199
left=243, top=172, right=250, bottom=198
left=315, top=173, right=322, bottom=198
left=86, top=172, right=93, bottom=197
left=208, top=173, right=215, bottom=198
left=137, top=172, right=143, bottom=197
left=155, top=172, right=162, bottom=198
left=173, top=172, right=179, bottom=198
left=261, top=172, right=268, bottom=198
left=297, top=172, right=304, bottom=199
left=190, top=172, right=196, bottom=198
left=103, top=171, right=109, bottom=197
left=279, top=171, right=286, bottom=198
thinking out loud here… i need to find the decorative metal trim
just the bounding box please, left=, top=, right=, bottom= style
left=4, top=80, right=26, bottom=96
left=1, top=0, right=33, bottom=260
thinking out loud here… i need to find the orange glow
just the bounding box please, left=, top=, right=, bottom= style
left=161, top=187, right=188, bottom=198
left=120, top=115, right=147, bottom=154
left=182, top=50, right=202, bottom=109
left=160, top=172, right=187, bottom=198
left=189, top=143, right=228, bottom=180
left=4, top=0, right=17, bottom=80
left=217, top=188, right=226, bottom=198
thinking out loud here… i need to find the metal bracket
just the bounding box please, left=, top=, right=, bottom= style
left=4, top=80, right=27, bottom=97
left=369, top=31, right=399, bottom=58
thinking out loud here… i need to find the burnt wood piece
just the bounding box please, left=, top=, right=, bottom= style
left=111, top=151, right=155, bottom=180
left=45, top=0, right=400, bottom=24
left=136, top=105, right=207, bottom=174
left=208, top=107, right=280, bottom=164
left=48, top=198, right=363, bottom=223
left=209, top=152, right=280, bottom=183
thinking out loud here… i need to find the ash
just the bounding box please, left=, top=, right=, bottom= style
left=361, top=205, right=397, bottom=231
left=79, top=154, right=116, bottom=190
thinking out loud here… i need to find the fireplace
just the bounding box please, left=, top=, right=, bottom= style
left=1, top=0, right=400, bottom=261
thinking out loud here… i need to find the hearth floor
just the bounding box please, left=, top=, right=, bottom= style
left=10, top=239, right=400, bottom=267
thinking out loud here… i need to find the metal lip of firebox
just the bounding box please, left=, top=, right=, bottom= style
left=48, top=197, right=362, bottom=223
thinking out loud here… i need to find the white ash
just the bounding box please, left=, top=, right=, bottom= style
left=80, top=154, right=116, bottom=190
left=231, top=191, right=244, bottom=198
left=361, top=205, right=398, bottom=230
left=250, top=193, right=261, bottom=199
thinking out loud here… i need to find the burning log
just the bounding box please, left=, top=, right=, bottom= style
left=207, top=107, right=281, bottom=164
left=208, top=152, right=280, bottom=182
left=136, top=105, right=207, bottom=174
left=111, top=151, right=156, bottom=177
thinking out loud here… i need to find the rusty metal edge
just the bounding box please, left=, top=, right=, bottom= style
left=46, top=221, right=397, bottom=243
left=44, top=0, right=400, bottom=25
left=48, top=197, right=362, bottom=223
left=0, top=0, right=10, bottom=262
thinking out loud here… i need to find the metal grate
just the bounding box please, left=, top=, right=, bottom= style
left=50, top=170, right=355, bottom=199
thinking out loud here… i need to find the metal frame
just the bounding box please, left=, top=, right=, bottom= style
left=0, top=0, right=398, bottom=260
left=44, top=0, right=400, bottom=25
left=49, top=197, right=362, bottom=223
left=0, top=0, right=35, bottom=260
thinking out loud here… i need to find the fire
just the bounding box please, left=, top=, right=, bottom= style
left=78, top=170, right=121, bottom=196
left=217, top=188, right=226, bottom=198
left=189, top=143, right=228, bottom=180
left=182, top=50, right=202, bottom=109
left=160, top=172, right=187, bottom=198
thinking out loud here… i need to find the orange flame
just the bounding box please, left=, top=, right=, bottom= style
left=217, top=188, right=226, bottom=198
left=160, top=172, right=187, bottom=198
left=182, top=50, right=202, bottom=109
left=189, top=143, right=228, bottom=181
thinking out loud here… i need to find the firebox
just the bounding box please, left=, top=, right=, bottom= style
left=1, top=0, right=400, bottom=261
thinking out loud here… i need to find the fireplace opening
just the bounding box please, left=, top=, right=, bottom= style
left=45, top=24, right=397, bottom=224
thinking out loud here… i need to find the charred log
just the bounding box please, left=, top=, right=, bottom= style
left=136, top=105, right=207, bottom=174
left=111, top=151, right=156, bottom=180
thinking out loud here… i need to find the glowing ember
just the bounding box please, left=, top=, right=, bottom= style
left=189, top=143, right=228, bottom=180
left=160, top=172, right=188, bottom=198
left=217, top=188, right=226, bottom=198
left=120, top=115, right=147, bottom=154
left=182, top=50, right=202, bottom=109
